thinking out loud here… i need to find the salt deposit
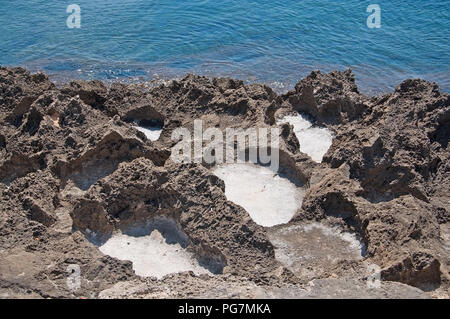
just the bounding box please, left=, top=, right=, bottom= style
left=213, top=163, right=304, bottom=227
left=99, top=229, right=211, bottom=279
left=277, top=114, right=333, bottom=163
left=135, top=124, right=163, bottom=141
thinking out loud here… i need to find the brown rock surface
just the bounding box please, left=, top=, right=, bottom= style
left=0, top=66, right=448, bottom=298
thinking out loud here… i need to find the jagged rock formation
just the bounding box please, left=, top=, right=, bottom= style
left=0, top=66, right=448, bottom=298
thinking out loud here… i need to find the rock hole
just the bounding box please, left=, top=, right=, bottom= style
left=68, top=160, right=119, bottom=191
left=268, top=222, right=366, bottom=279
left=90, top=217, right=214, bottom=279
left=134, top=119, right=163, bottom=142
left=213, top=163, right=304, bottom=227
left=0, top=134, right=6, bottom=149
left=277, top=113, right=334, bottom=163
left=22, top=108, right=43, bottom=136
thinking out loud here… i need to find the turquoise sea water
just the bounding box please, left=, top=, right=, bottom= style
left=0, top=0, right=449, bottom=93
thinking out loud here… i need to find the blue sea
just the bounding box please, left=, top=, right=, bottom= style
left=1, top=0, right=449, bottom=93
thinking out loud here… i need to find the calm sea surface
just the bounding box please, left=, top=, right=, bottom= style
left=1, top=0, right=449, bottom=93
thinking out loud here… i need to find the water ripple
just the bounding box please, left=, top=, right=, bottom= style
left=0, top=0, right=448, bottom=93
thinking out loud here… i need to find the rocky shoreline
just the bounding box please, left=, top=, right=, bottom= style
left=0, top=66, right=448, bottom=299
